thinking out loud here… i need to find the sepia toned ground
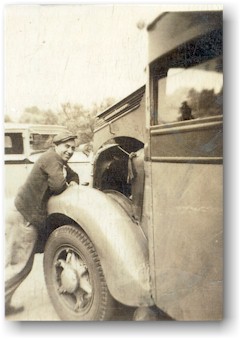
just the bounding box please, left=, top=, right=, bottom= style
left=5, top=254, right=60, bottom=321
left=5, top=253, right=136, bottom=321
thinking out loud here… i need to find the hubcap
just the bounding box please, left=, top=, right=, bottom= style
left=55, top=249, right=93, bottom=312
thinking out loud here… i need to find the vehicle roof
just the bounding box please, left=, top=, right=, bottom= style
left=4, top=123, right=66, bottom=133
left=146, top=10, right=223, bottom=64
left=146, top=12, right=167, bottom=31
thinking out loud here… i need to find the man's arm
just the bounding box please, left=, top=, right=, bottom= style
left=66, top=165, right=80, bottom=185
left=41, top=157, right=68, bottom=195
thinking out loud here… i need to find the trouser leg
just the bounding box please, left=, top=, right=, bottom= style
left=5, top=203, right=38, bottom=307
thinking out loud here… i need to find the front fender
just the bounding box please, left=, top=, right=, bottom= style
left=47, top=186, right=153, bottom=306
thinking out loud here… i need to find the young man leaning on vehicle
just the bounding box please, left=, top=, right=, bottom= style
left=5, top=130, right=79, bottom=316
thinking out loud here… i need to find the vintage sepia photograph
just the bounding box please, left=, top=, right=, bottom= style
left=4, top=4, right=223, bottom=322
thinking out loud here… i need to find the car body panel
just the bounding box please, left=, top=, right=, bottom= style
left=47, top=185, right=153, bottom=306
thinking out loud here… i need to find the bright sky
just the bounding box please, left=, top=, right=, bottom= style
left=4, top=4, right=167, bottom=121
left=5, top=3, right=225, bottom=121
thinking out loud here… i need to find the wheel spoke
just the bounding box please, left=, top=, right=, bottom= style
left=44, top=225, right=115, bottom=320
left=54, top=248, right=93, bottom=311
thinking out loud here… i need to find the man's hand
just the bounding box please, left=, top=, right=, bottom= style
left=68, top=181, right=79, bottom=187
left=81, top=182, right=89, bottom=186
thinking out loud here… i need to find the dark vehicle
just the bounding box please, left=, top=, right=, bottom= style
left=43, top=10, right=223, bottom=320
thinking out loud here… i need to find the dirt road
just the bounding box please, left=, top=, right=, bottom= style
left=6, top=254, right=60, bottom=321
left=5, top=253, right=135, bottom=321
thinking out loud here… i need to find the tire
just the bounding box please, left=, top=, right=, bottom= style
left=43, top=224, right=116, bottom=320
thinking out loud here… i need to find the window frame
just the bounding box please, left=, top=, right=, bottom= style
left=149, top=29, right=223, bottom=126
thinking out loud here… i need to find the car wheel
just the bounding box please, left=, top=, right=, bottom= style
left=43, top=224, right=115, bottom=320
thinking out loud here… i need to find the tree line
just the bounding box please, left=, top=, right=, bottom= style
left=5, top=97, right=116, bottom=146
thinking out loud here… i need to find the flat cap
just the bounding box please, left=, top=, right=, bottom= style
left=53, top=130, right=77, bottom=145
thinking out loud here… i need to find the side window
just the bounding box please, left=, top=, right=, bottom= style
left=4, top=133, right=24, bottom=154
left=29, top=133, right=54, bottom=152
left=150, top=30, right=223, bottom=125
left=156, top=57, right=223, bottom=124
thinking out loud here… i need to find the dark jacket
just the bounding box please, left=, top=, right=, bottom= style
left=14, top=148, right=79, bottom=228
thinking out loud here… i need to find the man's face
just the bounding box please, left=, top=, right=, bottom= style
left=55, top=139, right=76, bottom=162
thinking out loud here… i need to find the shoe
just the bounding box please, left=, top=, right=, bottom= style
left=5, top=304, right=24, bottom=316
